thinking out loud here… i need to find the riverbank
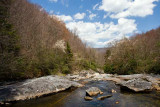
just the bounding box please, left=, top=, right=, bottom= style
left=1, top=70, right=160, bottom=105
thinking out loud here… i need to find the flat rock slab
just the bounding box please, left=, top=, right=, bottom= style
left=119, top=78, right=153, bottom=92
left=0, top=75, right=82, bottom=103
left=86, top=87, right=103, bottom=96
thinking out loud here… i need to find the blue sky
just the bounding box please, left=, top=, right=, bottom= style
left=29, top=0, right=160, bottom=48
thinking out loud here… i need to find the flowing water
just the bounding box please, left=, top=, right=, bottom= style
left=9, top=81, right=160, bottom=107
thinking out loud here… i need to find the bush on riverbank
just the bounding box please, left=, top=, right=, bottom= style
left=80, top=59, right=99, bottom=71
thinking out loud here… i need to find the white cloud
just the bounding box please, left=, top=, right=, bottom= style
left=87, top=10, right=92, bottom=14
left=103, top=13, right=110, bottom=19
left=74, top=13, right=86, bottom=20
left=99, top=0, right=129, bottom=13
left=87, top=10, right=97, bottom=20
left=93, top=3, right=99, bottom=10
left=56, top=15, right=73, bottom=22
left=49, top=0, right=58, bottom=3
left=99, top=0, right=158, bottom=18
left=89, top=13, right=97, bottom=20
left=66, top=18, right=137, bottom=47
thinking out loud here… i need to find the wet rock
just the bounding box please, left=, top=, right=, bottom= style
left=145, top=75, right=160, bottom=91
left=115, top=101, right=119, bottom=104
left=111, top=89, right=116, bottom=93
left=104, top=77, right=124, bottom=84
left=84, top=96, right=93, bottom=101
left=0, top=102, right=4, bottom=105
left=119, top=78, right=153, bottom=92
left=5, top=102, right=10, bottom=105
left=97, top=95, right=112, bottom=100
left=86, top=87, right=103, bottom=96
left=100, top=91, right=103, bottom=94
left=0, top=75, right=82, bottom=102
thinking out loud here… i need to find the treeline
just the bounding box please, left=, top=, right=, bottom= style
left=104, top=27, right=160, bottom=74
left=0, top=0, right=102, bottom=81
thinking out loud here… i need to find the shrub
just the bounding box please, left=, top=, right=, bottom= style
left=80, top=59, right=98, bottom=71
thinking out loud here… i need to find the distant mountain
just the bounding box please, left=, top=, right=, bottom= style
left=95, top=48, right=107, bottom=53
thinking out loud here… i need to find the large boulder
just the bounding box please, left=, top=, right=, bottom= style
left=119, top=78, right=153, bottom=92
left=86, top=87, right=103, bottom=96
left=0, top=75, right=82, bottom=103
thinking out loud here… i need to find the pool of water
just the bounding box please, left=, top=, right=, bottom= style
left=10, top=81, right=160, bottom=107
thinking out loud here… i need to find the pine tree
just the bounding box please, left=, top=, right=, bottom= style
left=66, top=42, right=73, bottom=60
left=63, top=42, right=73, bottom=74
left=104, top=49, right=111, bottom=63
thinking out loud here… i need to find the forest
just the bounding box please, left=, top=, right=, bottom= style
left=0, top=0, right=104, bottom=81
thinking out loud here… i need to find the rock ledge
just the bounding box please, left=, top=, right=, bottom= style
left=0, top=75, right=82, bottom=103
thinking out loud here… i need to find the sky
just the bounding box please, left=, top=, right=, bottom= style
left=29, top=0, right=160, bottom=48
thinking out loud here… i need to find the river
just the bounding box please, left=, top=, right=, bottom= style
left=10, top=81, right=160, bottom=107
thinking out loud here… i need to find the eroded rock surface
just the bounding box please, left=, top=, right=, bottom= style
left=0, top=75, right=82, bottom=103
left=119, top=78, right=153, bottom=92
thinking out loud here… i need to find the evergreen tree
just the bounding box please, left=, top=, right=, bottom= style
left=66, top=42, right=73, bottom=60
left=104, top=50, right=111, bottom=63
left=63, top=42, right=73, bottom=74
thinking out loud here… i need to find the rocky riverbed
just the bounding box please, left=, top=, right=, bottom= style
left=67, top=70, right=160, bottom=92
left=9, top=81, right=160, bottom=107
left=1, top=70, right=160, bottom=105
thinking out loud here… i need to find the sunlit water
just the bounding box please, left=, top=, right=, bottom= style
left=9, top=81, right=160, bottom=107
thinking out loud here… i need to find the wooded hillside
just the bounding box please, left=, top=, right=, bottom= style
left=0, top=0, right=103, bottom=81
left=104, top=27, right=160, bottom=74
